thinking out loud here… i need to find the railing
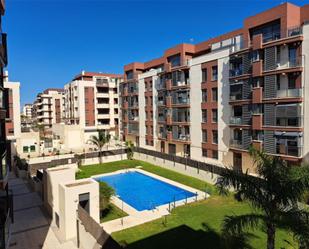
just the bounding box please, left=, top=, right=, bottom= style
left=157, top=100, right=166, bottom=106
left=158, top=115, right=166, bottom=122
left=276, top=117, right=302, bottom=127
left=230, top=139, right=243, bottom=149
left=275, top=56, right=302, bottom=69
left=172, top=134, right=190, bottom=141
left=263, top=26, right=302, bottom=43
left=230, top=93, right=243, bottom=101
left=172, top=80, right=190, bottom=87
left=276, top=88, right=302, bottom=98
left=172, top=117, right=190, bottom=123
left=172, top=97, right=190, bottom=105
left=229, top=68, right=243, bottom=77
left=158, top=132, right=167, bottom=139
left=230, top=116, right=243, bottom=125
left=276, top=145, right=302, bottom=157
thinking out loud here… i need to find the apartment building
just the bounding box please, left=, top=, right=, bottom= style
left=32, top=88, right=65, bottom=128
left=4, top=72, right=21, bottom=159
left=120, top=2, right=309, bottom=172
left=64, top=71, right=122, bottom=139
left=22, top=103, right=32, bottom=119
left=0, top=0, right=11, bottom=248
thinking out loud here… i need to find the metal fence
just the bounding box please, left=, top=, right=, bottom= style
left=134, top=147, right=229, bottom=176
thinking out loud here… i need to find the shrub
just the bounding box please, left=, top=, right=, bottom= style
left=99, top=182, right=115, bottom=211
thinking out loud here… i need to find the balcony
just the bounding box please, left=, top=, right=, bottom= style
left=276, top=117, right=302, bottom=128
left=157, top=99, right=166, bottom=106
left=229, top=68, right=243, bottom=78
left=252, top=140, right=263, bottom=151
left=158, top=132, right=167, bottom=140
left=276, top=144, right=302, bottom=157
left=172, top=79, right=190, bottom=88
left=230, top=92, right=242, bottom=101
left=230, top=116, right=243, bottom=125
left=265, top=57, right=303, bottom=72
left=262, top=26, right=302, bottom=43
left=172, top=133, right=190, bottom=142
left=230, top=139, right=243, bottom=149
left=172, top=97, right=189, bottom=106
left=276, top=88, right=302, bottom=98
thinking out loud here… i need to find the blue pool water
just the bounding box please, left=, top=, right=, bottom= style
left=95, top=171, right=197, bottom=211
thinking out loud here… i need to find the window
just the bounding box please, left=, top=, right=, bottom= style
left=202, top=130, right=208, bottom=143
left=212, top=150, right=218, bottom=159
left=202, top=149, right=208, bottom=157
left=30, top=145, right=35, bottom=152
left=212, top=88, right=218, bottom=102
left=288, top=74, right=296, bottom=89
left=212, top=66, right=218, bottom=81
left=212, top=130, right=218, bottom=144
left=169, top=55, right=181, bottom=68
left=212, top=109, right=218, bottom=123
left=202, top=89, right=207, bottom=102
left=202, top=68, right=207, bottom=82
left=202, top=110, right=207, bottom=123
left=23, top=146, right=29, bottom=153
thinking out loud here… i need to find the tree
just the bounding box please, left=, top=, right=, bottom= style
left=216, top=148, right=309, bottom=249
left=114, top=135, right=123, bottom=160
left=74, top=154, right=83, bottom=168
left=99, top=182, right=115, bottom=211
left=125, top=140, right=134, bottom=160
left=88, top=131, right=109, bottom=164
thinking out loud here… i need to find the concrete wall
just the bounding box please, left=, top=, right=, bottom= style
left=302, top=23, right=309, bottom=161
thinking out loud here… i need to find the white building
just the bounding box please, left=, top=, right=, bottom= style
left=64, top=71, right=122, bottom=141
left=33, top=88, right=65, bottom=128
left=22, top=103, right=33, bottom=119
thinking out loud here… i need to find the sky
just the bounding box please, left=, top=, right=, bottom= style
left=4, top=0, right=307, bottom=106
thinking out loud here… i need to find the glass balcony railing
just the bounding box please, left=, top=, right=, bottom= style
left=172, top=97, right=190, bottom=105
left=229, top=68, right=243, bottom=77
left=230, top=92, right=243, bottom=101
left=276, top=88, right=302, bottom=98
left=230, top=139, right=243, bottom=149
left=230, top=116, right=243, bottom=125
left=276, top=145, right=302, bottom=157
left=172, top=133, right=190, bottom=141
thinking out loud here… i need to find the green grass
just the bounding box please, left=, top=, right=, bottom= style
left=77, top=159, right=296, bottom=249
left=112, top=196, right=295, bottom=249
left=100, top=203, right=128, bottom=223
left=77, top=159, right=217, bottom=194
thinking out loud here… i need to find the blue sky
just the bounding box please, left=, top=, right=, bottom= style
left=4, top=0, right=306, bottom=106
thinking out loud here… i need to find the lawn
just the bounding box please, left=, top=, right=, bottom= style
left=77, top=159, right=296, bottom=249
left=100, top=203, right=128, bottom=223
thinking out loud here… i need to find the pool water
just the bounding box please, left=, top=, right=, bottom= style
left=95, top=171, right=197, bottom=211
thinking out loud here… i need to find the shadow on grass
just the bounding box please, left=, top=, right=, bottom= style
left=116, top=223, right=257, bottom=249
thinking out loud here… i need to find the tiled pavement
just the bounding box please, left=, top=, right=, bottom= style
left=8, top=173, right=78, bottom=249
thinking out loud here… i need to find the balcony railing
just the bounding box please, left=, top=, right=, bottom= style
left=172, top=80, right=190, bottom=88
left=172, top=134, right=190, bottom=141
left=263, top=26, right=302, bottom=43
left=275, top=57, right=302, bottom=70
left=230, top=92, right=243, bottom=101
left=276, top=88, right=302, bottom=98
left=230, top=139, right=243, bottom=149
left=276, top=145, right=302, bottom=157
left=158, top=132, right=167, bottom=139
left=229, top=68, right=243, bottom=77
left=158, top=115, right=166, bottom=122
left=172, top=97, right=190, bottom=105
left=276, top=117, right=302, bottom=127
left=230, top=116, right=243, bottom=125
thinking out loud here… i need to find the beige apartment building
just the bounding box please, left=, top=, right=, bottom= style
left=22, top=103, right=33, bottom=119
left=32, top=88, right=65, bottom=128
left=64, top=71, right=122, bottom=139
left=120, top=2, right=309, bottom=173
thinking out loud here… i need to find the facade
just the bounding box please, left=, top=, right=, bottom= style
left=64, top=71, right=122, bottom=139
left=22, top=103, right=32, bottom=119
left=3, top=72, right=21, bottom=167
left=0, top=0, right=11, bottom=248
left=120, top=2, right=309, bottom=173
left=32, top=88, right=65, bottom=128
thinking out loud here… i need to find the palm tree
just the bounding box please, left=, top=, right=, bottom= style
left=88, top=131, right=109, bottom=164
left=105, top=132, right=111, bottom=150
left=114, top=135, right=123, bottom=160
left=125, top=140, right=134, bottom=160
left=216, top=148, right=309, bottom=249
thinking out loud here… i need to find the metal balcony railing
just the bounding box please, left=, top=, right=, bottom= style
left=172, top=134, right=190, bottom=141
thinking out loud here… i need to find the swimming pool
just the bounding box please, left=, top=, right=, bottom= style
left=95, top=171, right=197, bottom=211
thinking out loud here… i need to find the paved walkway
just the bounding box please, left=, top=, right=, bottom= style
left=8, top=173, right=78, bottom=249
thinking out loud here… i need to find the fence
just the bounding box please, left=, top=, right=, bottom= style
left=77, top=205, right=120, bottom=249
left=28, top=149, right=127, bottom=175
left=134, top=147, right=229, bottom=176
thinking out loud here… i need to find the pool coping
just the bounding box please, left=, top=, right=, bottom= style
left=91, top=168, right=209, bottom=233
